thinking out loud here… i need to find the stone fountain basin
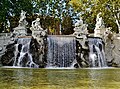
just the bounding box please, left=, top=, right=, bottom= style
left=17, top=36, right=32, bottom=38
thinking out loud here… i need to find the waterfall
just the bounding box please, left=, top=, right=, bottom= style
left=88, top=37, right=107, bottom=67
left=47, top=36, right=76, bottom=68
left=13, top=38, right=39, bottom=68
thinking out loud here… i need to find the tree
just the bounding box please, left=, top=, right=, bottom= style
left=33, top=0, right=78, bottom=34
left=0, top=0, right=79, bottom=34
left=0, top=0, right=33, bottom=32
left=69, top=0, right=120, bottom=32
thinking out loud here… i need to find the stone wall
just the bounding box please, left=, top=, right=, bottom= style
left=105, top=34, right=120, bottom=67
left=112, top=37, right=120, bottom=67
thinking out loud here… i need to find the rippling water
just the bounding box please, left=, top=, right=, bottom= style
left=0, top=67, right=120, bottom=89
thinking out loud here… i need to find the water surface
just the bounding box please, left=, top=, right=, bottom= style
left=0, top=67, right=120, bottom=89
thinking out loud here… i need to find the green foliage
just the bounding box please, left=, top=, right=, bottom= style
left=2, top=0, right=119, bottom=34
left=69, top=0, right=120, bottom=32
left=0, top=0, right=76, bottom=34
left=62, top=16, right=74, bottom=34
left=0, top=0, right=33, bottom=32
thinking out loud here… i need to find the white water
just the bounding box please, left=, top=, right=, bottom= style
left=88, top=38, right=107, bottom=67
left=13, top=38, right=39, bottom=68
left=47, top=36, right=76, bottom=67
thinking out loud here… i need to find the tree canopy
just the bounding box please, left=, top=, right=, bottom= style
left=0, top=0, right=33, bottom=32
left=69, top=0, right=120, bottom=32
left=0, top=0, right=119, bottom=33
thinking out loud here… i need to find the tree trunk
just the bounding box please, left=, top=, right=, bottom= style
left=114, top=14, right=120, bottom=33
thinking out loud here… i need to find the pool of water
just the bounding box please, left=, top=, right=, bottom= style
left=0, top=67, right=120, bottom=89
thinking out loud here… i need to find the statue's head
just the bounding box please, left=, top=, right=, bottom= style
left=97, top=12, right=102, bottom=18
left=36, top=18, right=40, bottom=21
left=75, top=19, right=83, bottom=27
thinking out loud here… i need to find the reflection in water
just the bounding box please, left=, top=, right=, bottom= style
left=88, top=69, right=120, bottom=89
left=88, top=69, right=103, bottom=89
left=14, top=69, right=33, bottom=89
left=46, top=69, right=78, bottom=89
left=0, top=68, right=120, bottom=89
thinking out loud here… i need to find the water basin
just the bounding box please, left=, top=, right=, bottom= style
left=0, top=67, right=120, bottom=89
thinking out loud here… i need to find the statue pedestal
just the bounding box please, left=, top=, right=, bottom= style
left=115, top=33, right=120, bottom=39
left=94, top=28, right=106, bottom=38
left=13, top=26, right=27, bottom=36
left=94, top=28, right=101, bottom=37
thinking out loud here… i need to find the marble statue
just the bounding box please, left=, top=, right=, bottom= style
left=94, top=12, right=105, bottom=37
left=13, top=10, right=28, bottom=36
left=19, top=10, right=28, bottom=27
left=30, top=18, right=47, bottom=44
left=103, top=27, right=115, bottom=64
left=95, top=12, right=105, bottom=29
left=30, top=18, right=47, bottom=63
left=73, top=18, right=88, bottom=38
left=31, top=18, right=43, bottom=31
left=73, top=18, right=88, bottom=49
left=103, top=27, right=113, bottom=42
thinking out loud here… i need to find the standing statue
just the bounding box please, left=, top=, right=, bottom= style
left=94, top=12, right=105, bottom=37
left=103, top=27, right=113, bottom=43
left=95, top=12, right=105, bottom=29
left=13, top=10, right=28, bottom=36
left=19, top=10, right=28, bottom=27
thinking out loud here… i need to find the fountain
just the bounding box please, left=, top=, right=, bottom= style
left=11, top=10, right=41, bottom=68
left=13, top=38, right=39, bottom=68
left=93, top=13, right=120, bottom=67
left=73, top=17, right=107, bottom=67
left=0, top=11, right=47, bottom=68
left=0, top=11, right=115, bottom=68
left=46, top=35, right=76, bottom=68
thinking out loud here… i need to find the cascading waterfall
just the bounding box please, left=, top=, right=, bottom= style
left=88, top=37, right=107, bottom=67
left=47, top=36, right=76, bottom=68
left=13, top=38, right=39, bottom=68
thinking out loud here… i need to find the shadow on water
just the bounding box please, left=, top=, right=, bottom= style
left=0, top=67, right=120, bottom=89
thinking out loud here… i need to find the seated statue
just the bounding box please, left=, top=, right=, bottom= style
left=30, top=18, right=47, bottom=45
left=31, top=18, right=43, bottom=31
left=73, top=18, right=88, bottom=37
left=104, top=27, right=113, bottom=42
